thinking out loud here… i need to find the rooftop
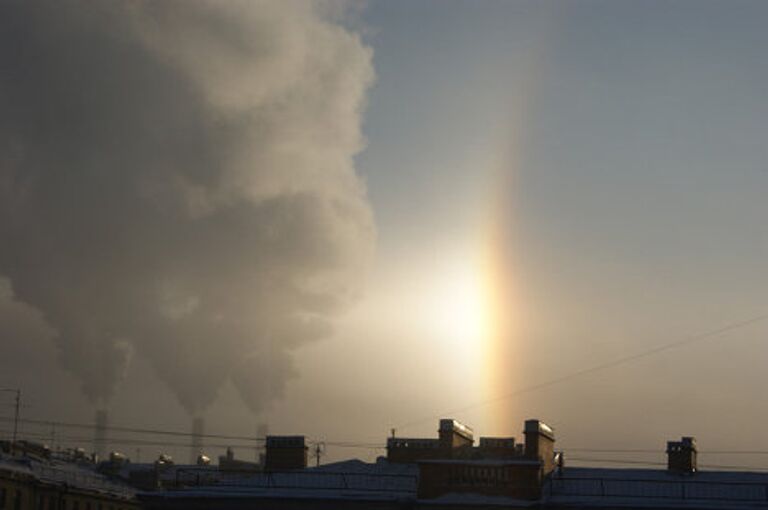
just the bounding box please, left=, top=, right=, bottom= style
left=0, top=452, right=136, bottom=500
left=545, top=467, right=768, bottom=509
left=138, top=458, right=418, bottom=503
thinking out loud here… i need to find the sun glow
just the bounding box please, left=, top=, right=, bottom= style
left=427, top=256, right=490, bottom=355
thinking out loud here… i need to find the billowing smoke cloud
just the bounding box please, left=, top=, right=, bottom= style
left=0, top=1, right=375, bottom=415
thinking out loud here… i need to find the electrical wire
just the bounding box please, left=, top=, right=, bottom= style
left=0, top=416, right=263, bottom=442
left=0, top=425, right=385, bottom=451
left=562, top=448, right=768, bottom=455
left=565, top=457, right=768, bottom=472
left=3, top=313, right=767, bottom=458
left=395, top=311, right=768, bottom=430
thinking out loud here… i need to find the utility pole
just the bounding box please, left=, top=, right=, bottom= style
left=12, top=389, right=20, bottom=445
left=314, top=442, right=325, bottom=467
left=1, top=389, right=20, bottom=447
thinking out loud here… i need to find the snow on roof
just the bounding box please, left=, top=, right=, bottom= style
left=118, top=462, right=220, bottom=482
left=0, top=455, right=35, bottom=478
left=141, top=485, right=415, bottom=503
left=545, top=467, right=768, bottom=509
left=139, top=458, right=417, bottom=502
left=215, top=469, right=415, bottom=493
left=554, top=467, right=768, bottom=483
left=311, top=458, right=418, bottom=477
left=0, top=453, right=135, bottom=499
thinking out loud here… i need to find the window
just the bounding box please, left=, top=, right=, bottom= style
left=1, top=487, right=6, bottom=510
left=13, top=490, right=21, bottom=510
left=73, top=500, right=79, bottom=510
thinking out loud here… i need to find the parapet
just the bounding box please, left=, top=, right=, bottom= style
left=524, top=419, right=555, bottom=441
left=266, top=436, right=306, bottom=448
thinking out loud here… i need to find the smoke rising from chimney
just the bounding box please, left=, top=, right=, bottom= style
left=0, top=1, right=375, bottom=415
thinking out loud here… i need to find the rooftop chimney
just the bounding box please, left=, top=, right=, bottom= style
left=524, top=419, right=556, bottom=475
left=264, top=436, right=308, bottom=471
left=667, top=437, right=697, bottom=474
left=438, top=419, right=474, bottom=449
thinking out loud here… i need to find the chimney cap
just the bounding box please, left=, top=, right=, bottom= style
left=439, top=419, right=474, bottom=440
left=667, top=436, right=697, bottom=453
left=524, top=419, right=555, bottom=440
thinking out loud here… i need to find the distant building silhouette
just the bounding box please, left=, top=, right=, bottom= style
left=264, top=436, right=308, bottom=471
left=667, top=436, right=697, bottom=474
left=133, top=418, right=768, bottom=510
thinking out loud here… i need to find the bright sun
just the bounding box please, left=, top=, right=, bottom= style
left=427, top=257, right=489, bottom=357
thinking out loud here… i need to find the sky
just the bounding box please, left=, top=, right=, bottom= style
left=1, top=0, right=768, bottom=469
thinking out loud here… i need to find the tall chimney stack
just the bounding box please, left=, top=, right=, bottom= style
left=265, top=436, right=308, bottom=471
left=190, top=417, right=204, bottom=464
left=93, top=409, right=108, bottom=461
left=524, top=419, right=556, bottom=475
left=438, top=419, right=474, bottom=450
left=667, top=437, right=697, bottom=474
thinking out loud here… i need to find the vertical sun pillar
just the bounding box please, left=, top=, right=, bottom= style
left=480, top=121, right=524, bottom=434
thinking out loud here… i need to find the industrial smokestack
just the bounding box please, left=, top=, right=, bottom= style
left=190, top=417, right=204, bottom=464
left=0, top=1, right=375, bottom=417
left=94, top=409, right=107, bottom=461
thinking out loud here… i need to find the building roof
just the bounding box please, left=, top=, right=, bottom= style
left=418, top=492, right=539, bottom=507
left=139, top=458, right=417, bottom=503
left=545, top=467, right=768, bottom=509
left=0, top=453, right=136, bottom=500
left=313, top=458, right=418, bottom=476
left=419, top=458, right=541, bottom=466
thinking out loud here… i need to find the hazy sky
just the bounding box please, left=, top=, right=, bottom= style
left=1, top=0, right=767, bottom=468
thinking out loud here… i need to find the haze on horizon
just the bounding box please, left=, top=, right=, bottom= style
left=1, top=0, right=767, bottom=469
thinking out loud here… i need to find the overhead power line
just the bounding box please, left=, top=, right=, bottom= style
left=0, top=416, right=262, bottom=442
left=567, top=457, right=666, bottom=467
left=0, top=421, right=385, bottom=452
left=566, top=457, right=768, bottom=472
left=562, top=448, right=661, bottom=454
left=562, top=448, right=768, bottom=455
left=396, top=311, right=768, bottom=430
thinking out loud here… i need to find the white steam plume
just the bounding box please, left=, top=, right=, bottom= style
left=0, top=0, right=375, bottom=415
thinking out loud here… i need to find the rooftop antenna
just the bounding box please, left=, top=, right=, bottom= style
left=13, top=390, right=20, bottom=445
left=0, top=389, right=20, bottom=446
left=313, top=442, right=325, bottom=467
left=256, top=423, right=268, bottom=462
